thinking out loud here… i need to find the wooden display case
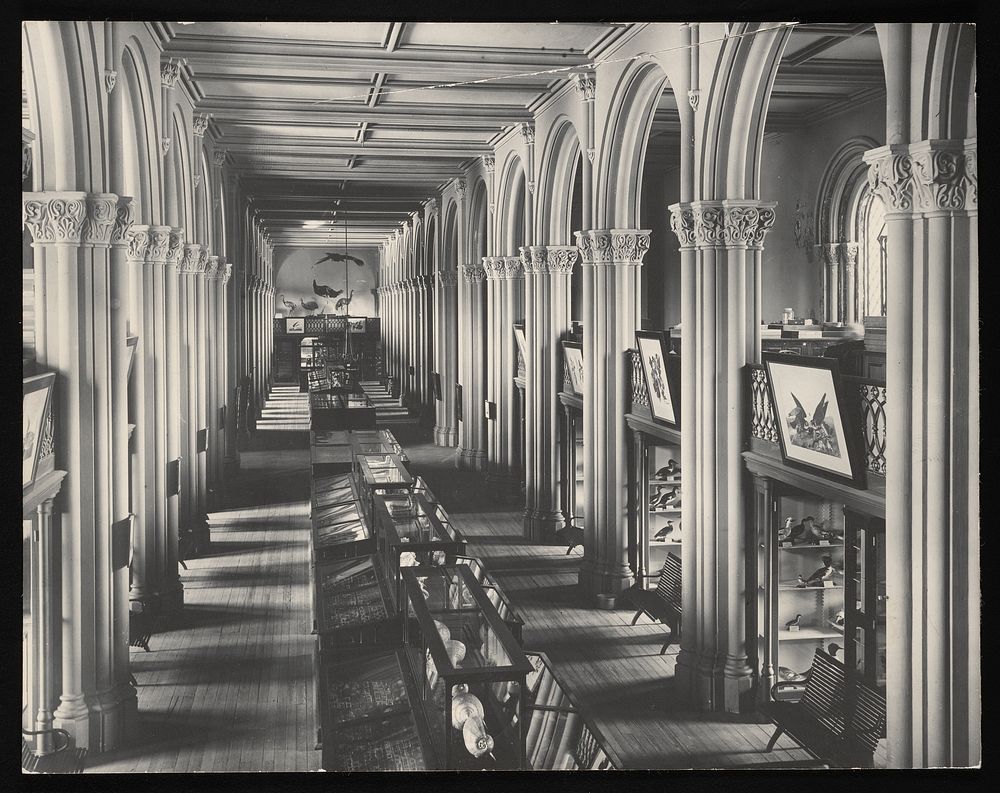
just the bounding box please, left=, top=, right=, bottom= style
left=356, top=452, right=414, bottom=529
left=312, top=555, right=400, bottom=655
left=310, top=471, right=372, bottom=562
left=401, top=564, right=532, bottom=770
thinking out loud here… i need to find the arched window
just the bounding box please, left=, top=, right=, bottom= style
left=852, top=185, right=887, bottom=318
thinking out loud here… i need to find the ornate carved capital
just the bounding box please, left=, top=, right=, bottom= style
left=668, top=203, right=696, bottom=248
left=179, top=243, right=201, bottom=274
left=910, top=139, right=977, bottom=212
left=519, top=122, right=535, bottom=146
left=161, top=59, right=181, bottom=88
left=195, top=246, right=210, bottom=274
left=499, top=255, right=524, bottom=279
left=863, top=144, right=914, bottom=214
left=574, top=72, right=596, bottom=102
left=212, top=149, right=226, bottom=167
left=104, top=69, right=118, bottom=94
left=842, top=242, right=859, bottom=271
left=579, top=230, right=651, bottom=265
left=79, top=193, right=118, bottom=246
left=125, top=224, right=150, bottom=263
left=521, top=245, right=577, bottom=275
left=462, top=263, right=485, bottom=284
left=482, top=154, right=495, bottom=173
left=110, top=196, right=135, bottom=247
left=454, top=178, right=467, bottom=201
left=22, top=192, right=93, bottom=245
left=687, top=89, right=700, bottom=112
left=482, top=256, right=502, bottom=280
left=437, top=269, right=459, bottom=288
left=205, top=255, right=221, bottom=279
left=821, top=243, right=840, bottom=268
left=689, top=200, right=776, bottom=249
left=222, top=262, right=232, bottom=284
left=145, top=225, right=172, bottom=263
left=167, top=227, right=186, bottom=265
left=192, top=114, right=210, bottom=137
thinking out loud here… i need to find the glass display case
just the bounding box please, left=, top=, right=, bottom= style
left=640, top=438, right=683, bottom=583
left=311, top=472, right=370, bottom=562
left=844, top=511, right=886, bottom=699
left=375, top=492, right=466, bottom=611
left=401, top=564, right=532, bottom=770
left=312, top=555, right=399, bottom=654
left=453, top=554, right=524, bottom=644
left=310, top=431, right=355, bottom=476
left=356, top=452, right=414, bottom=528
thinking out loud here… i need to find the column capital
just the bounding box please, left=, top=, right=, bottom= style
left=167, top=227, right=186, bottom=266
left=482, top=154, right=495, bottom=173
left=668, top=204, right=696, bottom=248
left=462, top=263, right=486, bottom=283
left=820, top=242, right=840, bottom=267
left=192, top=113, right=211, bottom=137
left=222, top=261, right=232, bottom=284
left=519, top=121, right=535, bottom=146
left=482, top=256, right=504, bottom=280
left=196, top=246, right=211, bottom=274
left=573, top=72, right=596, bottom=102
left=145, top=225, right=172, bottom=264
left=125, top=224, right=150, bottom=263
left=436, top=269, right=459, bottom=288
left=680, top=201, right=777, bottom=249
left=160, top=58, right=181, bottom=89
left=21, top=191, right=129, bottom=247
left=499, top=255, right=524, bottom=279
left=574, top=229, right=651, bottom=264
left=205, top=254, right=222, bottom=279
left=109, top=196, right=135, bottom=248
left=842, top=242, right=859, bottom=271
left=520, top=244, right=578, bottom=275
left=455, top=178, right=467, bottom=201
left=909, top=138, right=977, bottom=212
left=179, top=243, right=202, bottom=273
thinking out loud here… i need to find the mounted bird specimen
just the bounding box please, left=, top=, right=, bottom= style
left=334, top=289, right=355, bottom=313
left=312, top=278, right=343, bottom=299
left=314, top=251, right=366, bottom=267
left=299, top=296, right=319, bottom=315
left=278, top=293, right=297, bottom=313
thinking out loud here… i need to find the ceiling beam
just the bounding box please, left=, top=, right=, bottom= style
left=198, top=101, right=532, bottom=126
left=384, top=22, right=405, bottom=52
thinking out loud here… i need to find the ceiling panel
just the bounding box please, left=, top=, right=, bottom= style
left=400, top=22, right=612, bottom=52
left=171, top=21, right=388, bottom=45
left=195, top=77, right=371, bottom=102
left=820, top=34, right=883, bottom=61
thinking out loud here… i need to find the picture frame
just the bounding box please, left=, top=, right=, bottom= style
left=431, top=372, right=442, bottom=401
left=513, top=323, right=527, bottom=367
left=762, top=353, right=866, bottom=488
left=348, top=317, right=366, bottom=334
left=561, top=340, right=584, bottom=396
left=23, top=372, right=56, bottom=490
left=455, top=383, right=463, bottom=421
left=286, top=316, right=305, bottom=334
left=635, top=331, right=680, bottom=428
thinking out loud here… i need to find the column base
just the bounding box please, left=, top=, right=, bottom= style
left=52, top=695, right=92, bottom=751
left=484, top=469, right=520, bottom=499
left=84, top=681, right=139, bottom=753
left=578, top=559, right=634, bottom=600
left=224, top=454, right=240, bottom=476
left=523, top=509, right=565, bottom=543
left=157, top=580, right=185, bottom=616
left=457, top=447, right=487, bottom=471
left=433, top=425, right=458, bottom=447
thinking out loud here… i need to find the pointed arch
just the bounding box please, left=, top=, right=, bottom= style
left=495, top=154, right=526, bottom=255
left=468, top=177, right=489, bottom=262
left=536, top=117, right=583, bottom=244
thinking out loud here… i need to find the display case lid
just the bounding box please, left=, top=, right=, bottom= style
left=402, top=564, right=532, bottom=680
left=359, top=452, right=412, bottom=486
left=376, top=492, right=463, bottom=547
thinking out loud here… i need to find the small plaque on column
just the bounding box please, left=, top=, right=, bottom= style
left=219, top=405, right=226, bottom=426
left=431, top=372, right=442, bottom=401
left=198, top=428, right=208, bottom=453
left=168, top=458, right=181, bottom=497
left=112, top=514, right=134, bottom=571
left=455, top=384, right=463, bottom=421
left=484, top=400, right=497, bottom=421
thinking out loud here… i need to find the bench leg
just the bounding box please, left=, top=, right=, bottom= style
left=660, top=637, right=672, bottom=655
left=630, top=611, right=643, bottom=626
left=765, top=725, right=784, bottom=752
left=565, top=545, right=573, bottom=556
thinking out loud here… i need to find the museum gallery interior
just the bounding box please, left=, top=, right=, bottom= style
left=21, top=20, right=978, bottom=773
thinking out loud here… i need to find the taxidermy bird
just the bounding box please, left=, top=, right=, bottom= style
left=653, top=521, right=675, bottom=541
left=314, top=251, right=365, bottom=267
left=312, top=278, right=344, bottom=299
left=649, top=485, right=665, bottom=508
left=652, top=486, right=677, bottom=510
left=827, top=643, right=842, bottom=659
left=279, top=294, right=297, bottom=313
left=784, top=516, right=812, bottom=545
left=660, top=488, right=681, bottom=508
left=785, top=614, right=802, bottom=629
left=299, top=296, right=319, bottom=314
left=653, top=460, right=681, bottom=480
left=833, top=609, right=845, bottom=626
left=334, top=289, right=355, bottom=313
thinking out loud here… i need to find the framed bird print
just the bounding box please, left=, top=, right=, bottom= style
left=286, top=317, right=305, bottom=334
left=512, top=323, right=527, bottom=367
left=23, top=372, right=55, bottom=490
left=561, top=340, right=584, bottom=396
left=635, top=331, right=680, bottom=428
left=762, top=353, right=866, bottom=488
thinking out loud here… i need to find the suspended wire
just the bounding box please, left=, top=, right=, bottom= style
left=306, top=22, right=799, bottom=107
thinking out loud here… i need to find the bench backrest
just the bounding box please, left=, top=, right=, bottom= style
left=656, top=553, right=682, bottom=605
left=800, top=649, right=886, bottom=755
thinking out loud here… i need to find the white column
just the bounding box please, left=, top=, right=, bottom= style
left=522, top=245, right=575, bottom=541
left=434, top=269, right=459, bottom=445
left=483, top=256, right=502, bottom=475
left=500, top=256, right=525, bottom=480
left=458, top=263, right=488, bottom=470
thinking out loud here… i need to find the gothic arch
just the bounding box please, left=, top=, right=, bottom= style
left=536, top=117, right=583, bottom=243
left=495, top=154, right=526, bottom=255
left=468, top=177, right=489, bottom=262
left=444, top=201, right=459, bottom=271
left=120, top=40, right=159, bottom=223
left=814, top=136, right=882, bottom=243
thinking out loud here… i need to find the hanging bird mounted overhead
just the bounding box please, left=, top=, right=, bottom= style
left=314, top=251, right=365, bottom=268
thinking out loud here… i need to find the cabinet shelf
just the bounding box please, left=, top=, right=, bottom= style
left=648, top=507, right=681, bottom=515
left=650, top=537, right=682, bottom=546
left=778, top=627, right=843, bottom=642
left=777, top=543, right=844, bottom=551
left=649, top=478, right=682, bottom=485
left=779, top=581, right=844, bottom=591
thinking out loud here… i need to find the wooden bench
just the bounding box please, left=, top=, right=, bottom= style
left=22, top=727, right=87, bottom=773
left=621, top=552, right=682, bottom=655
left=556, top=520, right=585, bottom=555
left=763, top=649, right=886, bottom=768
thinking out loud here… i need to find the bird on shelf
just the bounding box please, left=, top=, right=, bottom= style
left=278, top=293, right=296, bottom=313
left=833, top=609, right=845, bottom=626
left=651, top=486, right=678, bottom=510
left=827, top=642, right=842, bottom=659
left=649, top=485, right=665, bottom=508
left=785, top=614, right=802, bottom=629
left=653, top=460, right=681, bottom=480
left=312, top=278, right=343, bottom=299
left=777, top=516, right=795, bottom=542
left=660, top=488, right=681, bottom=509
left=314, top=252, right=366, bottom=267
left=653, top=521, right=675, bottom=541
left=801, top=554, right=837, bottom=586
left=299, top=297, right=319, bottom=314
left=334, top=289, right=355, bottom=313
left=783, top=515, right=818, bottom=545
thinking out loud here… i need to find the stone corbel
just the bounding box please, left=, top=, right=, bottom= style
left=455, top=178, right=467, bottom=202
left=160, top=59, right=181, bottom=89
left=192, top=114, right=210, bottom=138
left=573, top=73, right=596, bottom=103
left=212, top=149, right=226, bottom=168
left=482, top=155, right=495, bottom=173
left=104, top=69, right=118, bottom=94
left=519, top=122, right=535, bottom=147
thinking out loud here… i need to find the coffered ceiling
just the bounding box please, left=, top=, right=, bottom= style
left=155, top=21, right=884, bottom=249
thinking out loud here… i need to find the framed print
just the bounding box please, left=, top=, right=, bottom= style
left=455, top=383, right=463, bottom=421
left=562, top=340, right=584, bottom=396
left=635, top=331, right=680, bottom=428
left=348, top=317, right=366, bottom=334
left=23, top=372, right=55, bottom=490
left=286, top=316, right=305, bottom=334
left=431, top=372, right=442, bottom=401
left=126, top=335, right=139, bottom=382
left=513, top=323, right=527, bottom=366
left=762, top=353, right=866, bottom=488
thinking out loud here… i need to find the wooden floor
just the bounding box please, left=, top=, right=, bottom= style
left=84, top=385, right=875, bottom=771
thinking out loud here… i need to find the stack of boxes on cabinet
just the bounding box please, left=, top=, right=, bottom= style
left=306, top=409, right=619, bottom=770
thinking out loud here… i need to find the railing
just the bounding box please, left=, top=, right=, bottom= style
left=747, top=363, right=887, bottom=476
left=626, top=348, right=649, bottom=414
left=562, top=355, right=572, bottom=393
left=516, top=348, right=525, bottom=380
left=274, top=315, right=380, bottom=336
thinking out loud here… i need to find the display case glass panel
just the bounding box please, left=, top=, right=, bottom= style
left=845, top=514, right=887, bottom=697
left=772, top=489, right=846, bottom=695
left=401, top=564, right=531, bottom=770
left=356, top=452, right=414, bottom=526
left=375, top=492, right=466, bottom=611
left=643, top=440, right=683, bottom=584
